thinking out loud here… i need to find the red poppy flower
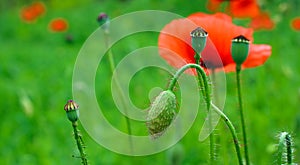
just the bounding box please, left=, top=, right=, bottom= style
left=228, top=0, right=260, bottom=18
left=206, top=0, right=224, bottom=12
left=207, top=0, right=260, bottom=19
left=20, top=1, right=46, bottom=23
left=249, top=12, right=275, bottom=30
left=291, top=17, right=300, bottom=31
left=20, top=6, right=37, bottom=22
left=30, top=2, right=46, bottom=17
left=49, top=18, right=69, bottom=32
left=158, top=12, right=271, bottom=73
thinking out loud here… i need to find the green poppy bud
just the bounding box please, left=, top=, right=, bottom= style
left=190, top=27, right=208, bottom=55
left=64, top=100, right=79, bottom=122
left=146, top=90, right=177, bottom=139
left=231, top=35, right=250, bottom=65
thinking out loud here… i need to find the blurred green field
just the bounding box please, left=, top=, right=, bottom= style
left=1, top=0, right=300, bottom=164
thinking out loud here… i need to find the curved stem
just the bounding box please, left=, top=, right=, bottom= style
left=211, top=103, right=243, bottom=165
left=168, top=63, right=242, bottom=164
left=168, top=63, right=209, bottom=96
left=104, top=30, right=133, bottom=152
left=168, top=63, right=213, bottom=163
left=72, top=122, right=88, bottom=165
left=236, top=65, right=249, bottom=165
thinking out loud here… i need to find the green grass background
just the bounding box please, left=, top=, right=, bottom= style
left=1, top=0, right=300, bottom=164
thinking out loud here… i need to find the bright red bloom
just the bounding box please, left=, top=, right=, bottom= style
left=291, top=17, right=300, bottom=31
left=49, top=18, right=69, bottom=32
left=249, top=12, right=275, bottom=30
left=207, top=0, right=224, bottom=12
left=20, top=6, right=37, bottom=22
left=158, top=12, right=271, bottom=73
left=228, top=0, right=260, bottom=18
left=207, top=0, right=260, bottom=18
left=20, top=1, right=46, bottom=23
left=30, top=2, right=46, bottom=16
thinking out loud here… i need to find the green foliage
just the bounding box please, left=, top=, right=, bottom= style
left=0, top=0, right=300, bottom=164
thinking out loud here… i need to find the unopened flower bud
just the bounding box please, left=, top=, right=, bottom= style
left=97, top=12, right=110, bottom=31
left=231, top=35, right=250, bottom=65
left=146, top=90, right=177, bottom=139
left=64, top=100, right=79, bottom=122
left=190, top=27, right=208, bottom=55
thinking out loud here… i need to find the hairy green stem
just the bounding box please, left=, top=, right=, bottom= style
left=104, top=30, right=133, bottom=152
left=194, top=54, right=214, bottom=163
left=211, top=103, right=243, bottom=165
left=168, top=63, right=242, bottom=164
left=236, top=65, right=249, bottom=165
left=277, top=132, right=293, bottom=165
left=194, top=55, right=214, bottom=164
left=72, top=122, right=88, bottom=165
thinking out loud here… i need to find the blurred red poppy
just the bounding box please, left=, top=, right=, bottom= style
left=20, top=1, right=46, bottom=22
left=249, top=12, right=275, bottom=30
left=228, top=0, right=260, bottom=18
left=207, top=0, right=260, bottom=18
left=207, top=0, right=224, bottom=12
left=20, top=6, right=37, bottom=22
left=49, top=18, right=69, bottom=32
left=291, top=17, right=300, bottom=31
left=158, top=12, right=271, bottom=73
left=30, top=2, right=46, bottom=16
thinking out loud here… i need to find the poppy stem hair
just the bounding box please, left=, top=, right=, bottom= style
left=72, top=121, right=89, bottom=165
left=277, top=132, right=294, bottom=165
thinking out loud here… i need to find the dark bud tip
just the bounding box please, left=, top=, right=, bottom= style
left=232, top=35, right=250, bottom=44
left=190, top=27, right=208, bottom=55
left=190, top=27, right=208, bottom=38
left=64, top=100, right=79, bottom=112
left=231, top=35, right=250, bottom=65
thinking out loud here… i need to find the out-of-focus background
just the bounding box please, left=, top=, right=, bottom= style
left=1, top=0, right=300, bottom=164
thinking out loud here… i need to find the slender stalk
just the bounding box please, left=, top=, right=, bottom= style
left=72, top=122, right=88, bottom=165
left=211, top=103, right=243, bottom=165
left=211, top=69, right=220, bottom=163
left=286, top=134, right=292, bottom=165
left=104, top=30, right=133, bottom=152
left=235, top=65, right=249, bottom=165
left=195, top=54, right=214, bottom=164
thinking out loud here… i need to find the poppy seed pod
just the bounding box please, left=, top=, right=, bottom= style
left=64, top=100, right=79, bottom=122
left=146, top=90, right=177, bottom=139
left=190, top=27, right=208, bottom=55
left=231, top=35, right=250, bottom=66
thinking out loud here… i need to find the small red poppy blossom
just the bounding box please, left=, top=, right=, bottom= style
left=20, top=1, right=46, bottom=23
left=207, top=0, right=260, bottom=18
left=206, top=0, right=224, bottom=12
left=20, top=6, right=37, bottom=22
left=30, top=2, right=46, bottom=17
left=249, top=12, right=275, bottom=30
left=291, top=17, right=300, bottom=31
left=228, top=0, right=260, bottom=18
left=49, top=18, right=69, bottom=32
left=158, top=12, right=271, bottom=73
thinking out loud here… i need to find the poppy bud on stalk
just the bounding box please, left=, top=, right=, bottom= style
left=190, top=27, right=208, bottom=55
left=231, top=35, right=250, bottom=66
left=64, top=100, right=79, bottom=122
left=97, top=12, right=110, bottom=32
left=146, top=90, right=177, bottom=139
